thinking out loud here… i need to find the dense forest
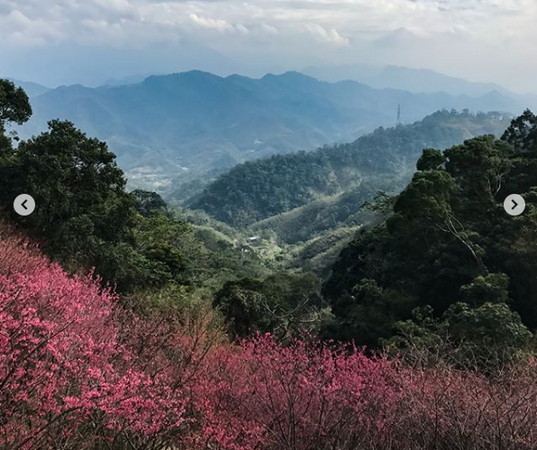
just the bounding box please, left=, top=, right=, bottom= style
left=190, top=110, right=511, bottom=227
left=3, top=78, right=537, bottom=449
left=324, top=110, right=537, bottom=359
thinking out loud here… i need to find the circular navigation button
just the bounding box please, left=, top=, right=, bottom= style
left=13, top=194, right=36, bottom=217
left=504, top=194, right=525, bottom=217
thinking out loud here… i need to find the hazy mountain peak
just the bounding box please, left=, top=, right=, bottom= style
left=6, top=79, right=51, bottom=98
left=263, top=71, right=318, bottom=82
left=143, top=70, right=223, bottom=84
left=303, top=64, right=512, bottom=97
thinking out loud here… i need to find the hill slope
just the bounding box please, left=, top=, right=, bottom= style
left=189, top=110, right=512, bottom=228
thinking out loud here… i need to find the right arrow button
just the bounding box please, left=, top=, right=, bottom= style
left=504, top=194, right=526, bottom=217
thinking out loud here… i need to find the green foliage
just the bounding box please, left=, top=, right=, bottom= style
left=362, top=191, right=397, bottom=213
left=89, top=241, right=175, bottom=290
left=12, top=120, right=132, bottom=239
left=0, top=79, right=32, bottom=166
left=131, top=214, right=193, bottom=281
left=445, top=302, right=531, bottom=357
left=288, top=226, right=361, bottom=278
left=4, top=80, right=535, bottom=370
left=132, top=190, right=168, bottom=216
left=0, top=119, right=145, bottom=288
left=501, top=109, right=537, bottom=153
left=249, top=186, right=377, bottom=245
left=391, top=169, right=457, bottom=224
left=460, top=273, right=510, bottom=305
left=125, top=283, right=227, bottom=338
left=213, top=272, right=327, bottom=340
left=0, top=79, right=32, bottom=127
left=324, top=279, right=416, bottom=347
left=213, top=279, right=269, bottom=338
left=388, top=300, right=532, bottom=372
left=416, top=148, right=445, bottom=171
left=324, top=110, right=537, bottom=352
left=191, top=110, right=510, bottom=228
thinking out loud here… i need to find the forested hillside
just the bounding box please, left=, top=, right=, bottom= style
left=0, top=81, right=271, bottom=295
left=190, top=110, right=512, bottom=228
left=324, top=110, right=537, bottom=358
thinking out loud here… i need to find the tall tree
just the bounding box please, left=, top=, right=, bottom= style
left=0, top=79, right=32, bottom=198
left=0, top=79, right=32, bottom=130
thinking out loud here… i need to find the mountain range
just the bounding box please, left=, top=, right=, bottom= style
left=12, top=70, right=535, bottom=192
left=303, top=64, right=513, bottom=97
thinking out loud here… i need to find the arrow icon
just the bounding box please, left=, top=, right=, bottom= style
left=504, top=194, right=525, bottom=217
left=13, top=194, right=36, bottom=217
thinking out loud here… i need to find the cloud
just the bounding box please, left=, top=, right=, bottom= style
left=0, top=0, right=535, bottom=91
left=304, top=23, right=349, bottom=46
left=189, top=13, right=233, bottom=32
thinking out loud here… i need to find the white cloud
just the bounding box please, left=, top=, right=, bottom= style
left=189, top=13, right=233, bottom=32
left=0, top=0, right=535, bottom=91
left=304, top=23, right=349, bottom=46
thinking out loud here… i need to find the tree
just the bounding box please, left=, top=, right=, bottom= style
left=389, top=299, right=532, bottom=372
left=459, top=272, right=510, bottom=306
left=132, top=189, right=168, bottom=216
left=0, top=224, right=201, bottom=448
left=214, top=279, right=270, bottom=337
left=0, top=79, right=32, bottom=193
left=7, top=120, right=136, bottom=271
left=327, top=279, right=415, bottom=347
left=416, top=148, right=445, bottom=171
left=444, top=135, right=512, bottom=209
left=214, top=272, right=325, bottom=340
left=4, top=224, right=537, bottom=449
left=0, top=79, right=32, bottom=131
left=502, top=109, right=537, bottom=153
left=191, top=111, right=509, bottom=228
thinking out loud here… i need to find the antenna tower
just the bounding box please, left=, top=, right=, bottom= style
left=396, top=104, right=401, bottom=127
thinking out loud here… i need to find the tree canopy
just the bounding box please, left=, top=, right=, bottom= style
left=324, top=111, right=537, bottom=354
left=190, top=110, right=511, bottom=227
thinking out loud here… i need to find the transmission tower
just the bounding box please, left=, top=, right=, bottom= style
left=396, top=104, right=401, bottom=127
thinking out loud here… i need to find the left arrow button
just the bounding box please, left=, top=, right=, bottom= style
left=13, top=194, right=36, bottom=217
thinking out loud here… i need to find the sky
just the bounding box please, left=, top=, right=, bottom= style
left=0, top=0, right=536, bottom=93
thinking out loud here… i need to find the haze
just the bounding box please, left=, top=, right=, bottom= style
left=1, top=0, right=536, bottom=93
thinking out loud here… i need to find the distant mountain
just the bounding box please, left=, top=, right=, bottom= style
left=102, top=74, right=151, bottom=87
left=303, top=64, right=510, bottom=97
left=7, top=79, right=51, bottom=98
left=18, top=71, right=532, bottom=191
left=188, top=110, right=512, bottom=229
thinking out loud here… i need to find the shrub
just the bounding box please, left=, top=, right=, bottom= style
left=3, top=223, right=537, bottom=449
left=0, top=224, right=205, bottom=448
